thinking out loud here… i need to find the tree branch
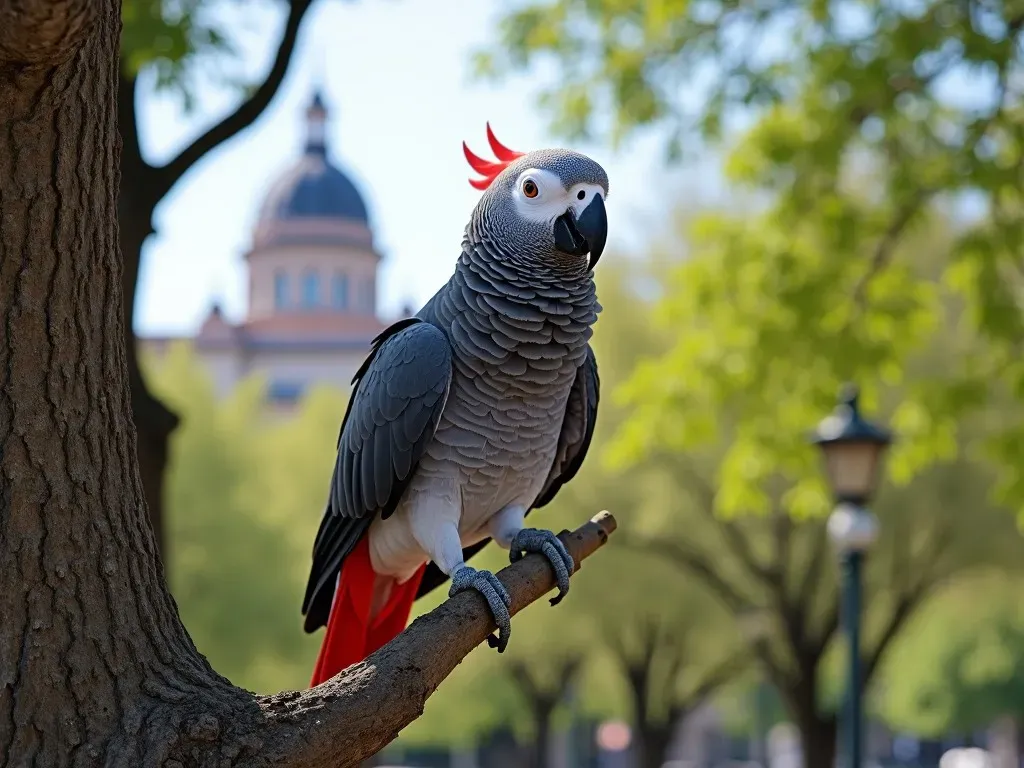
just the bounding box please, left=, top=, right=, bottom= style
left=749, top=633, right=796, bottom=694
left=771, top=510, right=793, bottom=592
left=850, top=47, right=1014, bottom=309
left=256, top=512, right=617, bottom=768
left=799, top=524, right=838, bottom=652
left=862, top=523, right=953, bottom=682
left=796, top=524, right=828, bottom=608
left=605, top=612, right=660, bottom=688
left=154, top=0, right=315, bottom=197
left=623, top=533, right=753, bottom=612
left=117, top=68, right=158, bottom=193
left=665, top=455, right=776, bottom=584
left=660, top=630, right=690, bottom=710
left=886, top=512, right=910, bottom=596
left=862, top=576, right=934, bottom=684
left=850, top=188, right=932, bottom=307
left=0, top=0, right=94, bottom=67
left=684, top=648, right=749, bottom=704
left=507, top=659, right=543, bottom=703
left=660, top=645, right=749, bottom=729
left=814, top=595, right=840, bottom=655
left=554, top=656, right=583, bottom=694
left=507, top=655, right=582, bottom=705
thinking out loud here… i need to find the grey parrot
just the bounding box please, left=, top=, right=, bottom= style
left=304, top=125, right=608, bottom=685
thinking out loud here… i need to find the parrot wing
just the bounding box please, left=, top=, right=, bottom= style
left=415, top=344, right=600, bottom=599
left=531, top=343, right=600, bottom=509
left=302, top=317, right=453, bottom=632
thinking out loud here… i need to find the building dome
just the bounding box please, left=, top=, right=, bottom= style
left=253, top=91, right=375, bottom=249
left=262, top=156, right=369, bottom=223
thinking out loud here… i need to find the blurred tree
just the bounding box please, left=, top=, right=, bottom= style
left=479, top=0, right=1024, bottom=520
left=406, top=251, right=1000, bottom=764
left=479, top=0, right=1022, bottom=156
left=248, top=384, right=351, bottom=569
left=577, top=214, right=1023, bottom=763
left=119, top=0, right=318, bottom=558
left=504, top=656, right=583, bottom=768
left=146, top=343, right=344, bottom=693
left=601, top=607, right=747, bottom=768
left=882, top=572, right=1024, bottom=744
left=618, top=447, right=1024, bottom=767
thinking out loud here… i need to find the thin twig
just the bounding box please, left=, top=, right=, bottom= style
left=155, top=0, right=316, bottom=196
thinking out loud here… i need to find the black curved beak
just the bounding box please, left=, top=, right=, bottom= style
left=553, top=193, right=607, bottom=269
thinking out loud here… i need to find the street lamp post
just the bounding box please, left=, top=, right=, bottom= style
left=812, top=385, right=892, bottom=768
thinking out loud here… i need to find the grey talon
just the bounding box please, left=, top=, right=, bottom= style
left=510, top=528, right=576, bottom=606
left=449, top=566, right=512, bottom=652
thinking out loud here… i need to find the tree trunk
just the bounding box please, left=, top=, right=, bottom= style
left=624, top=666, right=675, bottom=768
left=778, top=668, right=836, bottom=768
left=530, top=700, right=554, bottom=768
left=0, top=7, right=257, bottom=763
left=506, top=656, right=581, bottom=768
left=116, top=69, right=178, bottom=563
left=797, top=713, right=837, bottom=768
left=120, top=194, right=177, bottom=562
left=637, top=723, right=674, bottom=768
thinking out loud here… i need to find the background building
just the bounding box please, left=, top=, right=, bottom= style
left=142, top=92, right=406, bottom=408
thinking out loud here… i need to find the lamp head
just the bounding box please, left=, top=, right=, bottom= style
left=811, top=384, right=892, bottom=505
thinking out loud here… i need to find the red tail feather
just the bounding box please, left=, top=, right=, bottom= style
left=309, top=536, right=426, bottom=687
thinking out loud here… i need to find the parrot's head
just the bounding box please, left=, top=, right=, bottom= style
left=463, top=125, right=609, bottom=273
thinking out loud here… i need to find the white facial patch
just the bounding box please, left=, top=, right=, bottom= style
left=511, top=168, right=606, bottom=224
left=567, top=182, right=607, bottom=217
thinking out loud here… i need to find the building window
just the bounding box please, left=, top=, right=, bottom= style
left=301, top=271, right=320, bottom=309
left=267, top=380, right=305, bottom=405
left=274, top=271, right=289, bottom=310
left=331, top=272, right=349, bottom=310
left=362, top=278, right=375, bottom=313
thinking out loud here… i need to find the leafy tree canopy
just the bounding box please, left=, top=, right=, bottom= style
left=880, top=571, right=1024, bottom=735
left=481, top=0, right=1024, bottom=518
left=146, top=343, right=345, bottom=693
left=120, top=0, right=254, bottom=99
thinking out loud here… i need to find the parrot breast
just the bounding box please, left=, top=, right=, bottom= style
left=366, top=241, right=599, bottom=579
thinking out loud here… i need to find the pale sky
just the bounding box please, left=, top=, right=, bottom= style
left=135, top=0, right=697, bottom=336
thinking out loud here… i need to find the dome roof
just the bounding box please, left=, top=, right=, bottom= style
left=258, top=91, right=370, bottom=226
left=261, top=156, right=369, bottom=223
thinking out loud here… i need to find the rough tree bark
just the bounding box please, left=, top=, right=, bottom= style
left=116, top=0, right=314, bottom=559
left=505, top=656, right=582, bottom=768
left=0, top=5, right=616, bottom=764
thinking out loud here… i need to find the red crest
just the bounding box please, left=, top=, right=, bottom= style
left=463, top=123, right=524, bottom=190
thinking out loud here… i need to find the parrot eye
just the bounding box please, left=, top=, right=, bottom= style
left=577, top=190, right=586, bottom=200
left=522, top=179, right=539, bottom=199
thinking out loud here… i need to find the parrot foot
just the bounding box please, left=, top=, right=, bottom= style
left=449, top=565, right=513, bottom=653
left=510, top=528, right=575, bottom=606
